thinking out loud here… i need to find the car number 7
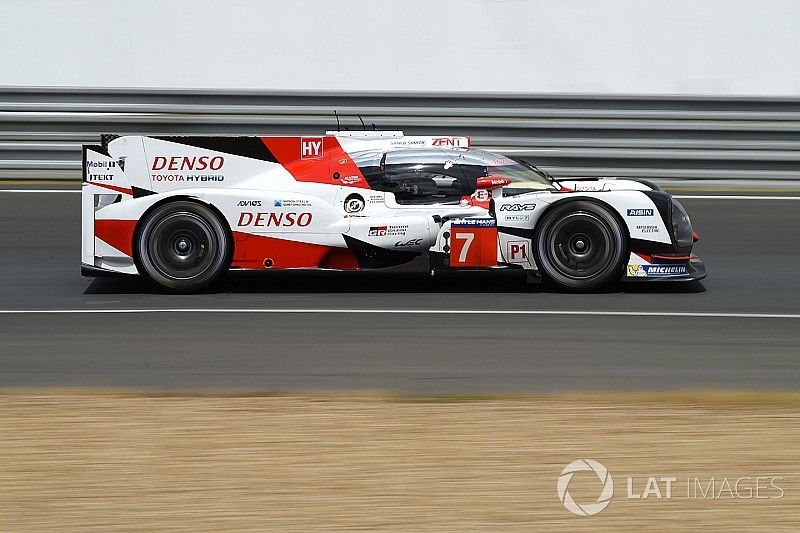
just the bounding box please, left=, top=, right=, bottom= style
left=454, top=232, right=474, bottom=263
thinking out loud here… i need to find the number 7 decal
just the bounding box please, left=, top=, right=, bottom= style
left=454, top=232, right=474, bottom=263
left=449, top=219, right=498, bottom=268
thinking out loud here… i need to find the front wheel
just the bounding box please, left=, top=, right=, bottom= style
left=135, top=201, right=231, bottom=292
left=534, top=201, right=627, bottom=291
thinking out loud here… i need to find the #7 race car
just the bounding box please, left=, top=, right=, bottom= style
left=81, top=131, right=705, bottom=292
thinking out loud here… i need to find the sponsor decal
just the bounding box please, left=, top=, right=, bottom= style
left=368, top=194, right=384, bottom=204
left=87, top=160, right=117, bottom=169
left=187, top=175, right=223, bottom=181
left=344, top=194, right=365, bottom=214
left=482, top=177, right=510, bottom=187
left=368, top=225, right=408, bottom=237
left=499, top=203, right=535, bottom=212
left=389, top=139, right=426, bottom=146
left=237, top=200, right=262, bottom=207
left=151, top=156, right=224, bottom=171
left=491, top=156, right=516, bottom=166
left=503, top=214, right=530, bottom=222
left=149, top=156, right=225, bottom=182
left=340, top=175, right=361, bottom=185
left=151, top=174, right=224, bottom=182
left=338, top=158, right=349, bottom=165
left=274, top=199, right=312, bottom=207
left=452, top=218, right=496, bottom=228
left=635, top=224, right=660, bottom=234
left=300, top=137, right=323, bottom=159
left=86, top=159, right=117, bottom=181
left=431, top=137, right=468, bottom=147
left=627, top=264, right=688, bottom=278
left=368, top=226, right=387, bottom=236
left=473, top=189, right=491, bottom=202
left=87, top=173, right=114, bottom=181
left=394, top=238, right=423, bottom=248
left=507, top=241, right=529, bottom=262
left=627, top=208, right=654, bottom=217
left=236, top=211, right=313, bottom=228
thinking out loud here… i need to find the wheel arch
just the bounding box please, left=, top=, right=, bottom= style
left=132, top=195, right=234, bottom=274
left=535, top=195, right=631, bottom=244
left=532, top=195, right=631, bottom=290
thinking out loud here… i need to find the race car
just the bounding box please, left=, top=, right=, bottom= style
left=81, top=131, right=705, bottom=292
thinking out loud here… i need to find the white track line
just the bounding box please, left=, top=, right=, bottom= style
left=0, top=308, right=798, bottom=319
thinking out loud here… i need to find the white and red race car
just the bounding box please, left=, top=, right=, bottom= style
left=81, top=131, right=705, bottom=292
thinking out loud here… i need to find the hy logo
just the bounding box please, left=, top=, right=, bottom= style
left=557, top=459, right=614, bottom=516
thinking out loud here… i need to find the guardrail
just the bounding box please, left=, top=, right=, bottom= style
left=1, top=87, right=799, bottom=182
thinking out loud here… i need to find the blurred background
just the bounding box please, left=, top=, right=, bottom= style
left=2, top=0, right=800, bottom=186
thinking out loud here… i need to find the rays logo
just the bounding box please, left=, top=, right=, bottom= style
left=557, top=459, right=614, bottom=516
left=499, top=203, right=535, bottom=211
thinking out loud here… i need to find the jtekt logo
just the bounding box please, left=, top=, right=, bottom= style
left=557, top=459, right=614, bottom=516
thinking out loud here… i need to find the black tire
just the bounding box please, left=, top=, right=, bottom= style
left=135, top=201, right=231, bottom=292
left=534, top=201, right=627, bottom=291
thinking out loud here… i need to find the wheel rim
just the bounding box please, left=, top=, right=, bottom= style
left=546, top=212, right=615, bottom=280
left=146, top=212, right=218, bottom=280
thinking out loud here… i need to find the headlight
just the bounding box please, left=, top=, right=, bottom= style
left=671, top=199, right=693, bottom=247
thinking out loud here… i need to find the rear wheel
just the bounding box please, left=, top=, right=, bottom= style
left=135, top=201, right=231, bottom=292
left=534, top=201, right=626, bottom=291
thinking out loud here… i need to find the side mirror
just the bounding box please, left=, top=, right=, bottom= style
left=476, top=176, right=512, bottom=189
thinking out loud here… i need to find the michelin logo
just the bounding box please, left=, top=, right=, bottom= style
left=627, top=264, right=688, bottom=278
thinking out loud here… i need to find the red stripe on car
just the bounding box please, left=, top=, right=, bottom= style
left=232, top=232, right=359, bottom=270
left=95, top=219, right=137, bottom=257
left=260, top=136, right=370, bottom=189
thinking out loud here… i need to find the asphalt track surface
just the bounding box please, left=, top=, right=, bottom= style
left=1, top=190, right=798, bottom=393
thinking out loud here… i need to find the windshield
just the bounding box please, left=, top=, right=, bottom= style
left=487, top=158, right=552, bottom=190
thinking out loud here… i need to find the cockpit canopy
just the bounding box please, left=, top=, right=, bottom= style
left=353, top=147, right=552, bottom=205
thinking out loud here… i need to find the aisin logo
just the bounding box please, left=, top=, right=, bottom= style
left=557, top=459, right=614, bottom=516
